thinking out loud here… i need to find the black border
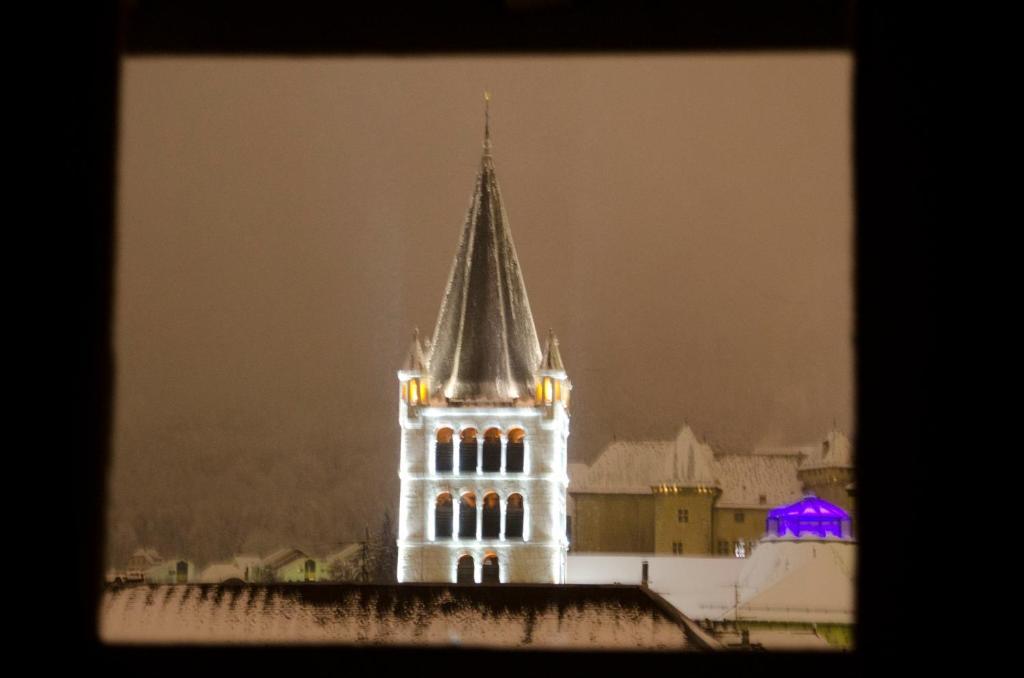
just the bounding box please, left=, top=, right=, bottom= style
left=62, top=0, right=931, bottom=672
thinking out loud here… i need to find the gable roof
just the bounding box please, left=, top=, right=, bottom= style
left=712, top=454, right=805, bottom=509
left=799, top=428, right=854, bottom=470
left=262, top=548, right=309, bottom=571
left=569, top=426, right=718, bottom=494
left=570, top=426, right=853, bottom=503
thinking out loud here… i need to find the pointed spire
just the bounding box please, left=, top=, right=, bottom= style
left=540, top=328, right=566, bottom=372
left=483, top=90, right=492, bottom=154
left=401, top=327, right=428, bottom=373
left=427, top=104, right=542, bottom=402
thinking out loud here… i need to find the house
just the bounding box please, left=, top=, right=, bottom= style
left=260, top=547, right=322, bottom=582
left=144, top=558, right=195, bottom=584
left=125, top=547, right=162, bottom=582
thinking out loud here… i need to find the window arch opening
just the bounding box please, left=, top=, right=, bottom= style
left=435, top=492, right=453, bottom=540
left=505, top=493, right=524, bottom=540
left=482, top=428, right=502, bottom=472
left=459, top=428, right=478, bottom=473
left=436, top=428, right=454, bottom=473
left=481, top=554, right=500, bottom=584
left=456, top=555, right=475, bottom=584
left=506, top=429, right=525, bottom=473
left=459, top=492, right=477, bottom=538
left=482, top=492, right=501, bottom=538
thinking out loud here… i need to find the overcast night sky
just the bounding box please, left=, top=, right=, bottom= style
left=108, top=53, right=852, bottom=566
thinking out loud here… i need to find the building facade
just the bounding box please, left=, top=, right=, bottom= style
left=396, top=106, right=571, bottom=584
left=569, top=426, right=854, bottom=557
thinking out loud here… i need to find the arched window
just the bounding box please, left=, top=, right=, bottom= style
left=482, top=492, right=500, bottom=538
left=506, top=429, right=525, bottom=473
left=459, top=492, right=477, bottom=538
left=456, top=555, right=475, bottom=584
left=304, top=559, right=317, bottom=582
left=435, top=428, right=454, bottom=473
left=175, top=560, right=188, bottom=584
left=482, top=428, right=502, bottom=472
left=481, top=554, right=500, bottom=584
left=459, top=428, right=478, bottom=474
left=435, top=493, right=453, bottom=540
left=505, top=494, right=524, bottom=540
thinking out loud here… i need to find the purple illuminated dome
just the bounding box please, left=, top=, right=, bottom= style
left=766, top=494, right=852, bottom=540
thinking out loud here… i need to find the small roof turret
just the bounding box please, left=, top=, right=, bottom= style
left=540, top=329, right=566, bottom=373
left=400, top=327, right=428, bottom=374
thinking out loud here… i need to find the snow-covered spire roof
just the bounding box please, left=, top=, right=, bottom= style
left=540, top=328, right=566, bottom=373
left=400, top=327, right=428, bottom=373
left=426, top=96, right=542, bottom=403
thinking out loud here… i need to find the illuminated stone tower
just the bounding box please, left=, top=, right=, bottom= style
left=396, top=96, right=571, bottom=584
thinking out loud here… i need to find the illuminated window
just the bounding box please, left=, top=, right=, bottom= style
left=482, top=428, right=501, bottom=472
left=505, top=494, right=524, bottom=540
left=459, top=428, right=478, bottom=474
left=456, top=555, right=474, bottom=584
left=506, top=428, right=525, bottom=472
left=435, top=428, right=454, bottom=473
left=459, top=493, right=477, bottom=538
left=482, top=492, right=500, bottom=538
left=435, top=493, right=453, bottom=539
left=481, top=554, right=500, bottom=584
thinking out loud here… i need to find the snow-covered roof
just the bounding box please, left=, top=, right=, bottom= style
left=399, top=328, right=427, bottom=374
left=130, top=548, right=162, bottom=566
left=540, top=329, right=566, bottom=373
left=99, top=583, right=704, bottom=650
left=799, top=428, right=855, bottom=470
left=262, top=548, right=309, bottom=571
left=197, top=563, right=244, bottom=583
left=569, top=426, right=717, bottom=494
left=750, top=445, right=816, bottom=457
left=717, top=627, right=834, bottom=651
left=232, top=554, right=263, bottom=568
left=323, top=543, right=363, bottom=563
left=725, top=539, right=856, bottom=624
left=568, top=554, right=744, bottom=622
left=712, top=454, right=804, bottom=509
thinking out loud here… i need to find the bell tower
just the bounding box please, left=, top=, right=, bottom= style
left=396, top=95, right=571, bottom=584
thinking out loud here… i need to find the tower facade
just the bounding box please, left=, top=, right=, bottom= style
left=396, top=105, right=571, bottom=584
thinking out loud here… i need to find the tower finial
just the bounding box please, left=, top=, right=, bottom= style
left=483, top=90, right=492, bottom=152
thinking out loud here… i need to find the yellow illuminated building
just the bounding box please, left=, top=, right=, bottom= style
left=568, top=426, right=854, bottom=556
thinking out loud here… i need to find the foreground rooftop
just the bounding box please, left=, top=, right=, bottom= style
left=99, top=582, right=717, bottom=650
